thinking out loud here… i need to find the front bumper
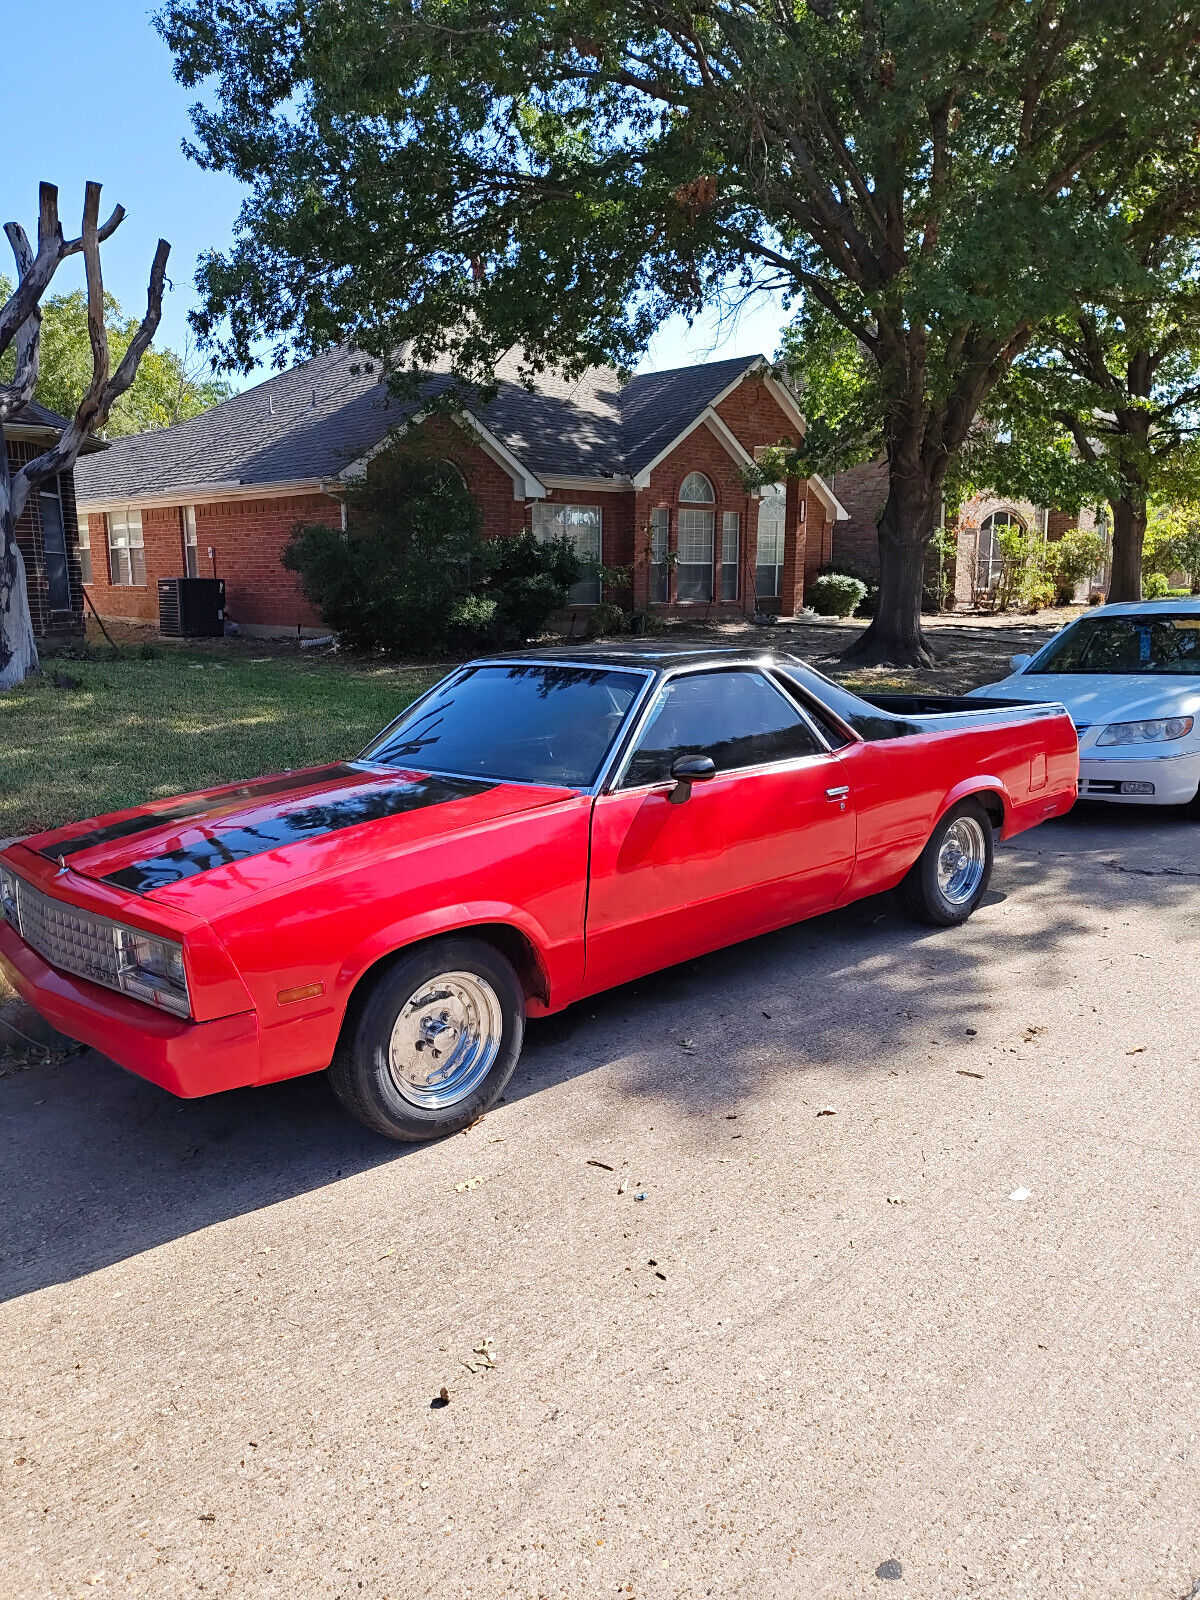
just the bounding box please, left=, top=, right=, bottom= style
left=0, top=920, right=261, bottom=1097
left=1077, top=748, right=1200, bottom=807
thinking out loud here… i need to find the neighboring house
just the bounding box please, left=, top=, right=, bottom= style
left=825, top=459, right=1107, bottom=606
left=73, top=348, right=849, bottom=636
left=5, top=401, right=101, bottom=643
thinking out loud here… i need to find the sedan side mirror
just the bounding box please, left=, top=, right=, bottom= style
left=1009, top=653, right=1032, bottom=672
left=668, top=754, right=717, bottom=805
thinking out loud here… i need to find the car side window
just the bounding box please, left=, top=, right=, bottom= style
left=621, top=669, right=821, bottom=789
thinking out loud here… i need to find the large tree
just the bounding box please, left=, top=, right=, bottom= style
left=0, top=185, right=169, bottom=689
left=0, top=282, right=228, bottom=437
left=159, top=0, right=1200, bottom=663
left=971, top=175, right=1200, bottom=602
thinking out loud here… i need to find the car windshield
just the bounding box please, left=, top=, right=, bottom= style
left=362, top=663, right=643, bottom=788
left=1030, top=614, right=1200, bottom=675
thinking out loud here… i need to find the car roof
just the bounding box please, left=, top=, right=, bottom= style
left=1089, top=598, right=1200, bottom=616
left=482, top=642, right=795, bottom=672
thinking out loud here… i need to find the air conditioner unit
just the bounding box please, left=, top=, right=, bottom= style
left=158, top=577, right=225, bottom=638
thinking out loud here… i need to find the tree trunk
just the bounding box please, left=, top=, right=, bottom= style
left=0, top=528, right=38, bottom=691
left=1108, top=495, right=1147, bottom=604
left=0, top=432, right=39, bottom=691
left=841, top=475, right=940, bottom=667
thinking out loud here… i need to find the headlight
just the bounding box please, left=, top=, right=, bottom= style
left=0, top=864, right=19, bottom=928
left=1096, top=716, right=1194, bottom=746
left=114, top=926, right=191, bottom=1017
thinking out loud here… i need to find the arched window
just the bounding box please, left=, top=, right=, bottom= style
left=679, top=472, right=715, bottom=504
left=435, top=458, right=468, bottom=492
left=677, top=475, right=716, bottom=600
left=977, top=509, right=1024, bottom=592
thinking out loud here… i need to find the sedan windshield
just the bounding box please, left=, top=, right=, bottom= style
left=1031, top=614, right=1200, bottom=675
left=362, top=663, right=643, bottom=788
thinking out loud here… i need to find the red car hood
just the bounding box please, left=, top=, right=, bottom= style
left=20, top=761, right=572, bottom=913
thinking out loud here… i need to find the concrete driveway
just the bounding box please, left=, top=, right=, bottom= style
left=2, top=803, right=1199, bottom=1600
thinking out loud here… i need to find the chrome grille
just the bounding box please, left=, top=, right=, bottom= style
left=8, top=874, right=122, bottom=990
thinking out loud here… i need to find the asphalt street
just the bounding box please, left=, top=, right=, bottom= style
left=2, top=801, right=1198, bottom=1600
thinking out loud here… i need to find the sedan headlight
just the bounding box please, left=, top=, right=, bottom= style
left=114, top=927, right=191, bottom=1017
left=1096, top=716, right=1194, bottom=746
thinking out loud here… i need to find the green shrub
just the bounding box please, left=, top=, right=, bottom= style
left=479, top=529, right=583, bottom=645
left=584, top=601, right=629, bottom=639
left=1046, top=528, right=1107, bottom=604
left=283, top=456, right=583, bottom=656
left=1143, top=571, right=1171, bottom=599
left=808, top=572, right=867, bottom=618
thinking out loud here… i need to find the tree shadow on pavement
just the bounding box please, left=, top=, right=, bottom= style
left=1, top=806, right=1193, bottom=1302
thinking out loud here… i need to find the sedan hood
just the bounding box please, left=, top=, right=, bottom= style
left=23, top=761, right=572, bottom=908
left=970, top=674, right=1200, bottom=727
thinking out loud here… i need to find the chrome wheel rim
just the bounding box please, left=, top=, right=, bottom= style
left=937, top=817, right=987, bottom=905
left=388, top=971, right=503, bottom=1109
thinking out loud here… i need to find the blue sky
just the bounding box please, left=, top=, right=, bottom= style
left=2, top=1, right=790, bottom=386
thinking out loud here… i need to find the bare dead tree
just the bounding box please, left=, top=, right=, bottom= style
left=0, top=183, right=169, bottom=689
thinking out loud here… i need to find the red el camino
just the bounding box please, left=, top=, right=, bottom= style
left=0, top=647, right=1077, bottom=1140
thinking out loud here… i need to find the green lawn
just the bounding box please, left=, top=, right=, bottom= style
left=0, top=649, right=441, bottom=841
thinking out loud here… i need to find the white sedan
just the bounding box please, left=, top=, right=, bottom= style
left=970, top=599, right=1200, bottom=809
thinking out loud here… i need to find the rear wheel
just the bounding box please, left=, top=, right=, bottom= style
left=329, top=936, right=525, bottom=1140
left=896, top=799, right=994, bottom=927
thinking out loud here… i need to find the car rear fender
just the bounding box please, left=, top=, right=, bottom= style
left=933, top=778, right=1010, bottom=838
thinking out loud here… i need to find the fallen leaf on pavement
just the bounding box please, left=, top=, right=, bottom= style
left=957, top=1069, right=985, bottom=1079
left=816, top=1107, right=837, bottom=1117
left=587, top=1158, right=615, bottom=1171
left=1126, top=1047, right=1146, bottom=1056
left=617, top=1176, right=629, bottom=1195
left=886, top=1195, right=905, bottom=1205
left=454, top=1176, right=485, bottom=1193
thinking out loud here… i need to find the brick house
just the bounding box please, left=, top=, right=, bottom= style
left=6, top=400, right=100, bottom=644
left=825, top=458, right=1107, bottom=607
left=74, top=348, right=848, bottom=637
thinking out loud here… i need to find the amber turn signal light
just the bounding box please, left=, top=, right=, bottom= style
left=276, top=981, right=325, bottom=1006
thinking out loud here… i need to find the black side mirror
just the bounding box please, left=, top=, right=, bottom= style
left=668, top=754, right=717, bottom=805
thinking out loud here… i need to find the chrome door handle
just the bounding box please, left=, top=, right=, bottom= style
left=825, top=785, right=850, bottom=799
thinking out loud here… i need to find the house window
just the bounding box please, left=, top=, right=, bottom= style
left=650, top=508, right=670, bottom=603
left=679, top=472, right=715, bottom=505
left=38, top=478, right=72, bottom=611
left=532, top=501, right=602, bottom=605
left=977, top=510, right=1023, bottom=593
left=721, top=511, right=740, bottom=601
left=78, top=514, right=92, bottom=586
left=107, top=508, right=146, bottom=587
left=756, top=485, right=786, bottom=598
left=677, top=474, right=715, bottom=601
left=182, top=505, right=199, bottom=577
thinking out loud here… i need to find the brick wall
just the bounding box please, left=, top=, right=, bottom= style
left=826, top=458, right=888, bottom=577
left=82, top=493, right=336, bottom=631
left=7, top=439, right=85, bottom=641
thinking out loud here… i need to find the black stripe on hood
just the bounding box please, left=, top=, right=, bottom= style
left=102, top=774, right=497, bottom=895
left=41, top=765, right=363, bottom=862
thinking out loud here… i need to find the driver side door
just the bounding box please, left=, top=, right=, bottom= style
left=583, top=667, right=856, bottom=995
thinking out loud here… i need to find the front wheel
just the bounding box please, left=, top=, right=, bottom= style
left=329, top=936, right=525, bottom=1140
left=896, top=799, right=994, bottom=927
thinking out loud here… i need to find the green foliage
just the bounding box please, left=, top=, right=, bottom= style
left=1047, top=529, right=1108, bottom=605
left=1143, top=571, right=1172, bottom=599
left=1145, top=504, right=1200, bottom=589
left=584, top=601, right=629, bottom=639
left=481, top=530, right=584, bottom=646
left=808, top=572, right=867, bottom=618
left=283, top=454, right=485, bottom=657
left=0, top=278, right=228, bottom=435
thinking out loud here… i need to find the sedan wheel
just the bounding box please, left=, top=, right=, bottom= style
left=897, top=799, right=995, bottom=927
left=329, top=937, right=525, bottom=1140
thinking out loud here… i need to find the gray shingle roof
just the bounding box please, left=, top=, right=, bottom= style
left=7, top=399, right=107, bottom=453
left=74, top=346, right=767, bottom=503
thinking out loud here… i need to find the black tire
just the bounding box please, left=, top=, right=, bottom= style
left=896, top=798, right=995, bottom=927
left=329, top=936, right=525, bottom=1141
